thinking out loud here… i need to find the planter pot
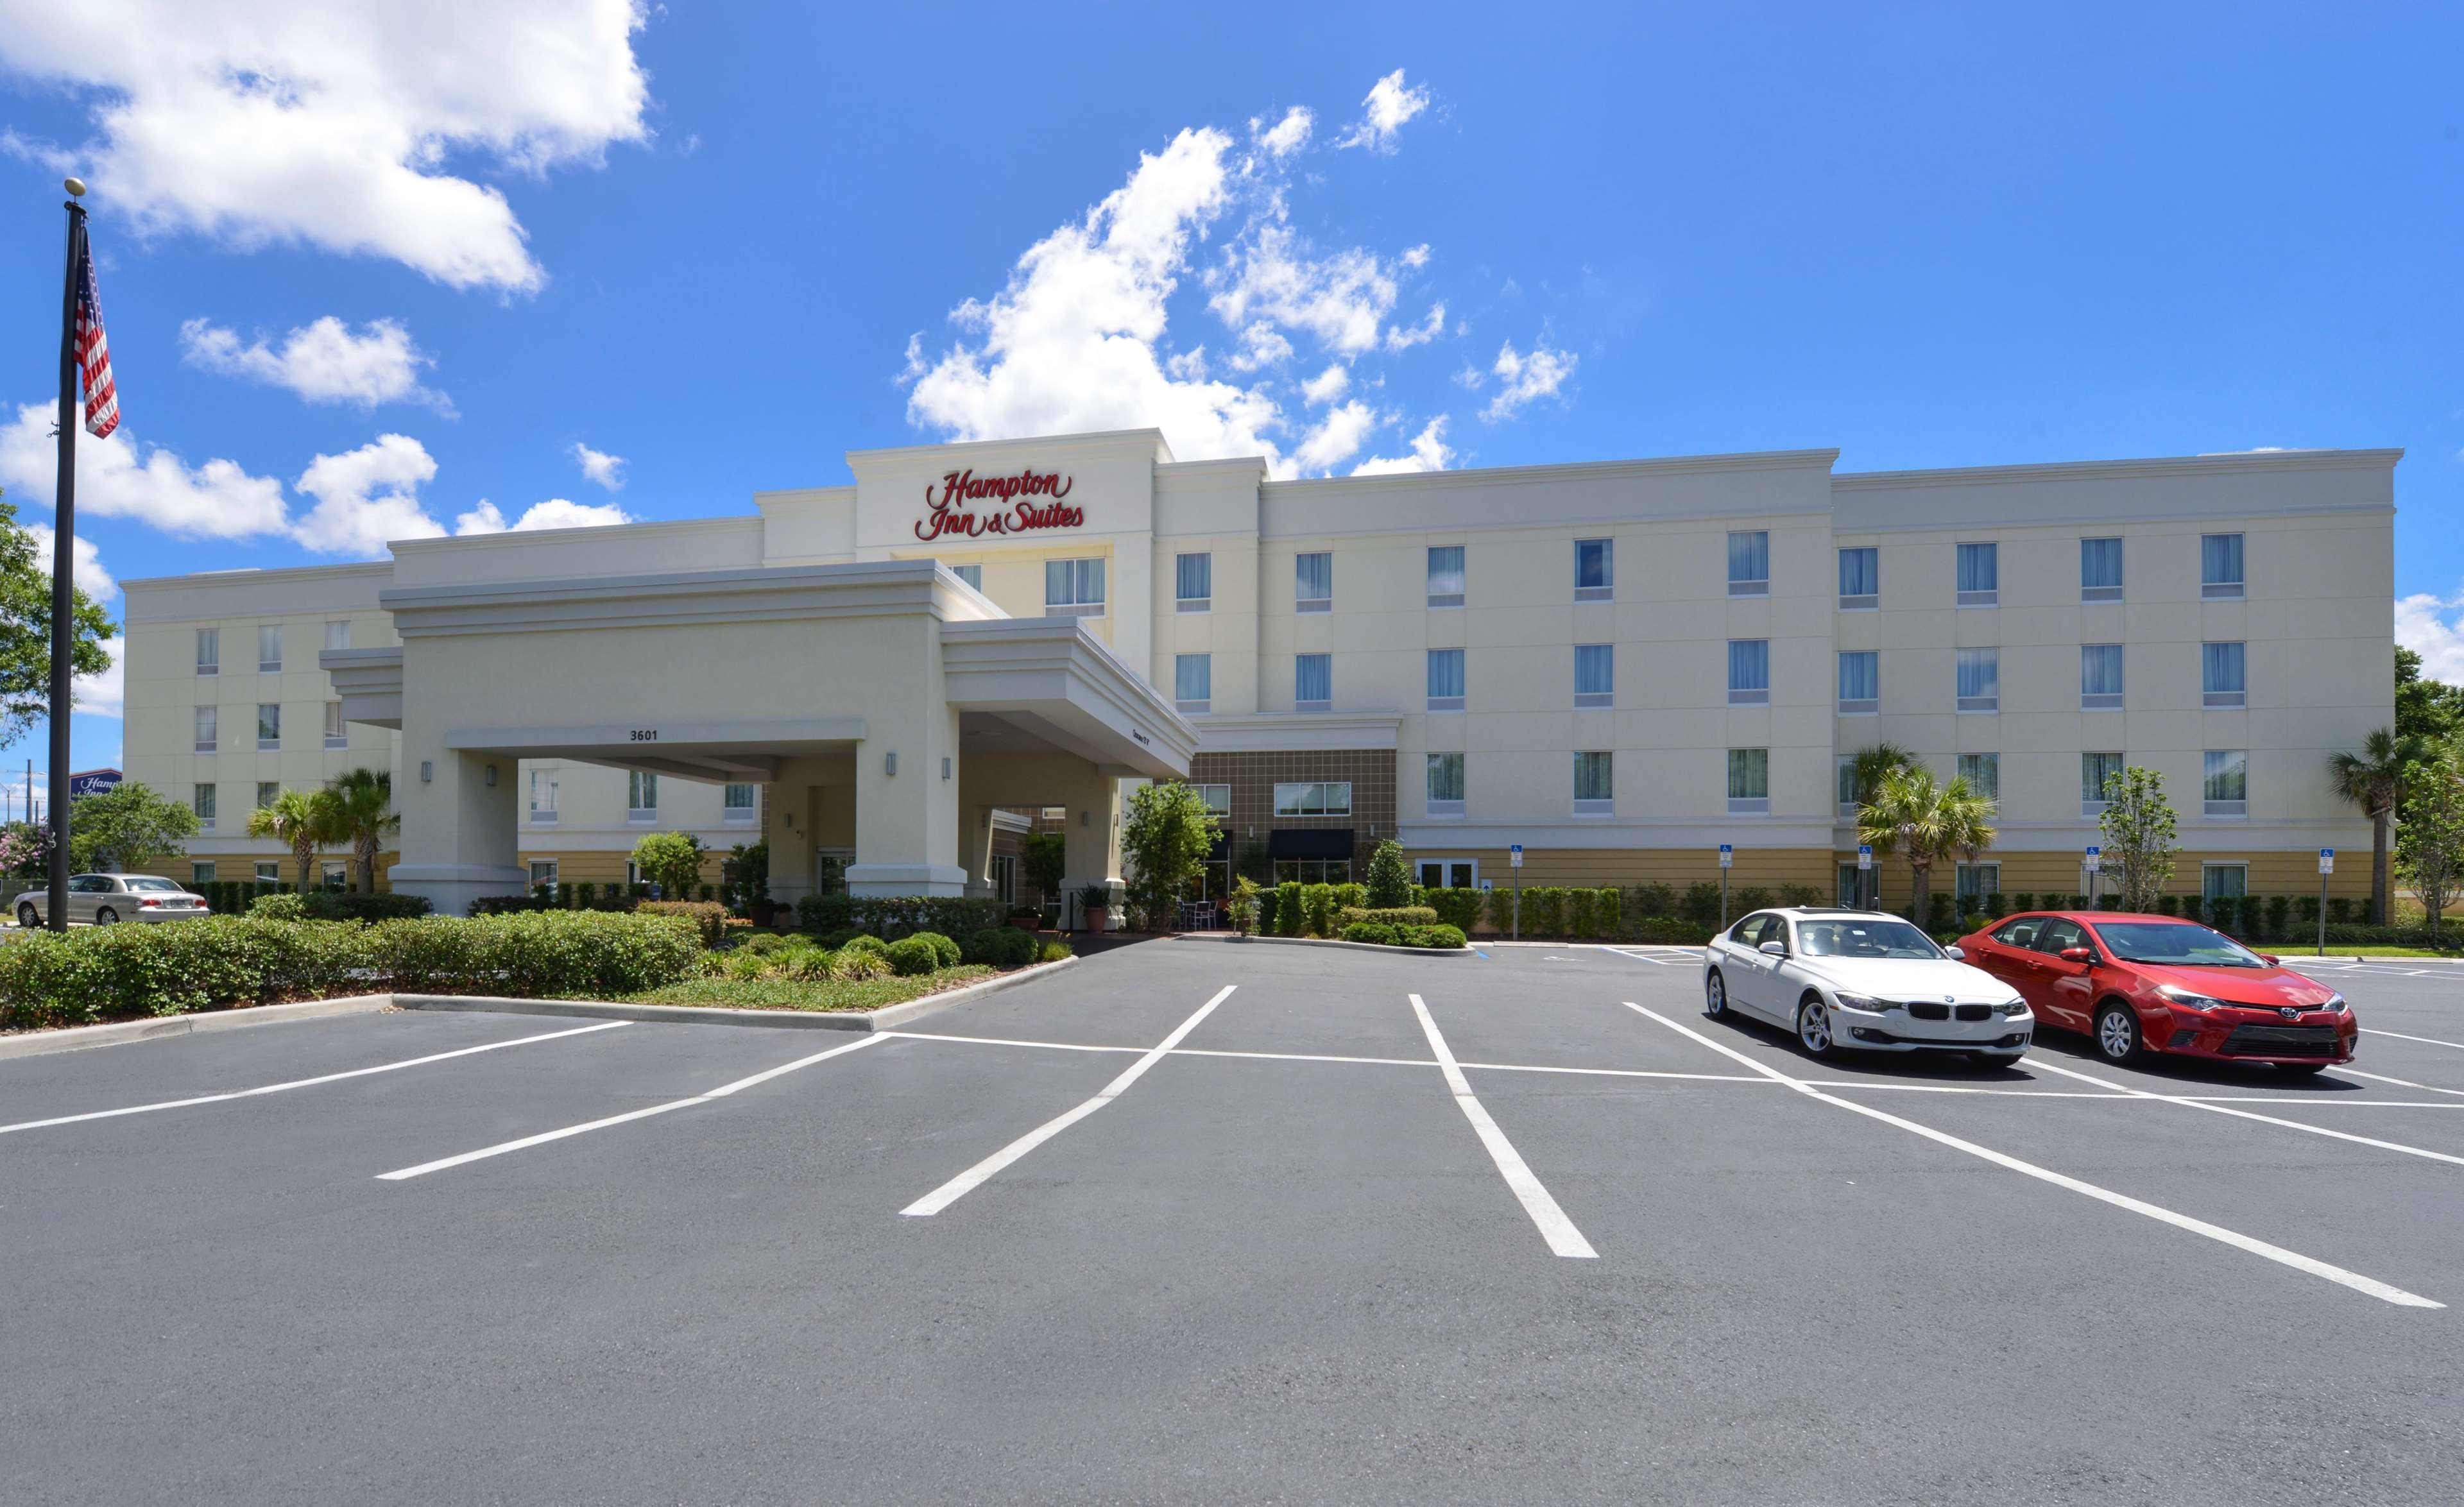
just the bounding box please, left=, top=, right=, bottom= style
left=1082, top=914, right=1106, bottom=935
left=1008, top=916, right=1040, bottom=932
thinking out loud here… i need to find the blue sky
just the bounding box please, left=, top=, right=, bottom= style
left=1, top=1, right=2460, bottom=797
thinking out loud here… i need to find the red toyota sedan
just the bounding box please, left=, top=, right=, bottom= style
left=1956, top=911, right=2355, bottom=1075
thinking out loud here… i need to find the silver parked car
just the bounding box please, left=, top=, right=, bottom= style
left=13, top=874, right=213, bottom=927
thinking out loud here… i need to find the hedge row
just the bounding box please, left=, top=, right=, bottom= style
left=0, top=911, right=703, bottom=1033
left=1339, top=921, right=1469, bottom=949
left=791, top=894, right=1007, bottom=941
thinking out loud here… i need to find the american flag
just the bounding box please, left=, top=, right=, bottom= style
left=73, top=230, right=119, bottom=439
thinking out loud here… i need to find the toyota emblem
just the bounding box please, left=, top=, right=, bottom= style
left=2279, top=1006, right=2300, bottom=1020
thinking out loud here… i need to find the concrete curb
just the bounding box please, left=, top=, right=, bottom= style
left=393, top=953, right=1081, bottom=1032
left=0, top=994, right=395, bottom=1062
left=1227, top=934, right=1471, bottom=958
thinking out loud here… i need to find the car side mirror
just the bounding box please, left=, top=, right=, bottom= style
left=2259, top=953, right=2279, bottom=966
left=1943, top=944, right=1966, bottom=960
left=1758, top=940, right=1788, bottom=958
left=2060, top=946, right=2094, bottom=964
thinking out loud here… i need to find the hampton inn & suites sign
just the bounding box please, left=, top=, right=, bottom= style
left=914, top=467, right=1086, bottom=541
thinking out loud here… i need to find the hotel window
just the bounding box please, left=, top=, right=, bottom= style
left=1044, top=558, right=1106, bottom=617
left=257, top=781, right=278, bottom=810
left=628, top=770, right=658, bottom=823
left=323, top=701, right=346, bottom=749
left=1838, top=547, right=1878, bottom=609
left=1274, top=781, right=1352, bottom=816
left=1727, top=747, right=1770, bottom=815
left=2202, top=862, right=2248, bottom=903
left=193, top=783, right=216, bottom=831
left=1426, top=545, right=1466, bottom=608
left=1426, top=752, right=1465, bottom=817
left=724, top=783, right=757, bottom=824
left=321, top=860, right=348, bottom=892
left=2080, top=538, right=2124, bottom=602
left=950, top=563, right=982, bottom=591
left=257, top=703, right=280, bottom=750
left=1727, top=639, right=1769, bottom=706
left=1955, top=542, right=1998, bottom=606
left=2082, top=751, right=2124, bottom=817
left=1956, top=752, right=2000, bottom=801
left=254, top=860, right=280, bottom=886
left=529, top=859, right=560, bottom=892
left=1426, top=648, right=1465, bottom=711
left=2203, top=749, right=2248, bottom=817
left=1956, top=862, right=2003, bottom=910
left=1574, top=751, right=1615, bottom=815
left=1417, top=858, right=1478, bottom=889
left=2202, top=641, right=2246, bottom=708
left=1175, top=652, right=1212, bottom=713
left=324, top=619, right=352, bottom=652
left=1956, top=647, right=1999, bottom=713
left=257, top=624, right=282, bottom=672
left=1295, top=551, right=1333, bottom=612
left=530, top=769, right=560, bottom=824
left=1726, top=531, right=1768, bottom=596
left=196, top=627, right=219, bottom=676
left=1575, top=538, right=1614, bottom=601
left=2202, top=532, right=2245, bottom=599
left=1836, top=756, right=1858, bottom=820
left=194, top=704, right=218, bottom=753
left=2081, top=644, right=2124, bottom=710
left=1837, top=651, right=1879, bottom=715
left=1174, top=552, right=1211, bottom=611
left=1194, top=783, right=1231, bottom=817
left=1295, top=652, right=1331, bottom=711
left=1575, top=643, right=1614, bottom=708
left=191, top=861, right=216, bottom=887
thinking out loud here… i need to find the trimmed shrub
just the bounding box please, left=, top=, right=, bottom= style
left=832, top=948, right=893, bottom=981
left=1732, top=886, right=1774, bottom=918
left=1254, top=885, right=1280, bottom=936
left=1338, top=906, right=1439, bottom=930
left=1485, top=885, right=1516, bottom=933
left=2155, top=894, right=2179, bottom=917
left=250, top=891, right=307, bottom=920
left=791, top=892, right=1005, bottom=941
left=1523, top=887, right=1565, bottom=939
left=962, top=926, right=1038, bottom=967
left=1630, top=917, right=1713, bottom=944
left=884, top=937, right=939, bottom=976
left=1364, top=840, right=1413, bottom=907
left=1928, top=892, right=1955, bottom=933
left=1405, top=923, right=1468, bottom=949
left=837, top=934, right=890, bottom=958
left=911, top=930, right=961, bottom=969
left=1424, top=888, right=1484, bottom=932
left=1776, top=884, right=1826, bottom=909
left=1629, top=882, right=1677, bottom=919
left=1274, top=881, right=1305, bottom=937
left=2266, top=895, right=2291, bottom=941
left=1567, top=887, right=1597, bottom=940
left=1680, top=881, right=1725, bottom=930
left=1303, top=883, right=1337, bottom=937
left=1342, top=921, right=1401, bottom=946
left=638, top=899, right=728, bottom=948
left=1594, top=887, right=1621, bottom=939
left=2328, top=898, right=2354, bottom=925
left=1983, top=892, right=2007, bottom=920
left=2010, top=892, right=2035, bottom=914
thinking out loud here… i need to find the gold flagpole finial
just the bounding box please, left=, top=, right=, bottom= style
left=63, top=177, right=85, bottom=198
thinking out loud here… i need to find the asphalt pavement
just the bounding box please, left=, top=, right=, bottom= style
left=3, top=939, right=2461, bottom=1504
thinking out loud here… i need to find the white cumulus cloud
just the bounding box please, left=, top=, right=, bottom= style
left=1481, top=338, right=1577, bottom=421
left=0, top=0, right=653, bottom=292
left=569, top=441, right=626, bottom=490
left=1294, top=400, right=1379, bottom=472
left=1300, top=364, right=1351, bottom=405
left=291, top=433, right=441, bottom=556
left=74, top=634, right=124, bottom=718
left=0, top=402, right=289, bottom=540
left=1335, top=69, right=1432, bottom=153
left=1253, top=106, right=1313, bottom=158
left=180, top=316, right=451, bottom=413
left=1352, top=416, right=1453, bottom=475
left=2397, top=586, right=2464, bottom=682
left=1210, top=223, right=1412, bottom=357
left=22, top=522, right=117, bottom=600
left=453, top=497, right=630, bottom=534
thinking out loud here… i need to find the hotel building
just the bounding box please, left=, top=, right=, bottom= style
left=119, top=429, right=2395, bottom=916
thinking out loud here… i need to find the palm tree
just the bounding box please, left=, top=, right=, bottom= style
left=325, top=768, right=398, bottom=895
left=1856, top=765, right=1997, bottom=930
left=1844, top=743, right=1915, bottom=907
left=247, top=787, right=343, bottom=895
left=2329, top=727, right=2431, bottom=925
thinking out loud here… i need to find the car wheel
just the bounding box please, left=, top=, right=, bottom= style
left=1796, top=994, right=1836, bottom=1059
left=2272, top=1062, right=2330, bottom=1078
left=15, top=902, right=36, bottom=928
left=1704, top=970, right=1729, bottom=1019
left=2094, top=1001, right=2144, bottom=1065
left=94, top=907, right=119, bottom=925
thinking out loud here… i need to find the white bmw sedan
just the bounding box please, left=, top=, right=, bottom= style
left=1702, top=907, right=2033, bottom=1068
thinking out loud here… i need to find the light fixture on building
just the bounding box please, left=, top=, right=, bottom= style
left=419, top=761, right=433, bottom=783
left=942, top=756, right=952, bottom=781
left=484, top=764, right=497, bottom=787
left=1080, top=810, right=1090, bottom=827
left=885, top=751, right=898, bottom=777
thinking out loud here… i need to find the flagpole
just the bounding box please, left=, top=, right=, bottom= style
left=48, top=178, right=85, bottom=931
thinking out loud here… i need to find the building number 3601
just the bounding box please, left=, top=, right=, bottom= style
left=629, top=729, right=658, bottom=742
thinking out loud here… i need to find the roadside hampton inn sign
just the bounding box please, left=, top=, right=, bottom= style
left=913, top=466, right=1086, bottom=541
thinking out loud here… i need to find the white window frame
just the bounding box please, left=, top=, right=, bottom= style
left=324, top=618, right=352, bottom=652
left=2201, top=532, right=2246, bottom=599
left=196, top=627, right=219, bottom=676
left=1574, top=643, right=1614, bottom=709
left=529, top=769, right=560, bottom=825
left=1174, top=652, right=1212, bottom=715
left=1726, top=747, right=1770, bottom=816
left=194, top=704, right=218, bottom=753
left=2202, top=749, right=2249, bottom=819
left=1294, top=652, right=1331, bottom=712
left=1194, top=783, right=1231, bottom=817
left=529, top=859, right=561, bottom=892
left=1174, top=552, right=1211, bottom=612
left=257, top=623, right=282, bottom=673
left=191, top=861, right=216, bottom=887
left=1837, top=546, right=1879, bottom=610
left=1426, top=647, right=1464, bottom=712
left=193, top=783, right=216, bottom=831
left=1415, top=857, right=1480, bottom=889
left=1272, top=781, right=1353, bottom=817
left=1955, top=861, right=2003, bottom=908
left=323, top=701, right=347, bottom=749
left=2082, top=752, right=2123, bottom=818
left=1837, top=651, right=1879, bottom=716
left=1956, top=646, right=1999, bottom=713
left=1956, top=752, right=1999, bottom=801
left=1575, top=538, right=1614, bottom=602
left=2202, top=641, right=2246, bottom=708
left=1836, top=755, right=1858, bottom=821
left=253, top=860, right=280, bottom=886
left=320, top=860, right=348, bottom=893
left=2201, top=861, right=2249, bottom=902
left=723, top=782, right=758, bottom=824
left=627, top=769, right=658, bottom=824
left=257, top=781, right=280, bottom=812
left=1426, top=545, right=1466, bottom=609
left=2081, top=644, right=2125, bottom=710
left=949, top=563, right=982, bottom=592
left=256, top=702, right=280, bottom=751
left=1426, top=752, right=1465, bottom=818
left=1955, top=541, right=1999, bottom=607
left=1573, top=751, right=1615, bottom=816
left=1726, top=639, right=1769, bottom=706
left=1295, top=552, right=1333, bottom=613
left=1725, top=531, right=1769, bottom=597
left=1044, top=557, right=1106, bottom=618
left=2080, top=537, right=2124, bottom=603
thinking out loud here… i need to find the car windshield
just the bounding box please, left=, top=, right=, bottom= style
left=124, top=878, right=184, bottom=892
left=2094, top=921, right=2266, bottom=967
left=1797, top=919, right=1943, bottom=960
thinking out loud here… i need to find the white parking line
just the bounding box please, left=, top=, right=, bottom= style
left=2368, top=1028, right=2464, bottom=1052
left=2023, top=1057, right=2464, bottom=1171
left=1623, top=1002, right=2441, bottom=1309
left=2336, top=1068, right=2464, bottom=1099
left=1410, top=993, right=1596, bottom=1259
left=0, top=1021, right=632, bottom=1139
left=375, top=1033, right=885, bottom=1182
left=901, top=985, right=1236, bottom=1218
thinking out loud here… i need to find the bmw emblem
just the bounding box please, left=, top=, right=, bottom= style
left=1943, top=995, right=1956, bottom=1005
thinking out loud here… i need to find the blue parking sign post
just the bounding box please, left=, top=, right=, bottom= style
left=2317, top=848, right=2334, bottom=956
left=1509, top=843, right=1523, bottom=941
left=1718, top=843, right=1733, bottom=928
left=1856, top=843, right=1873, bottom=910
left=2085, top=845, right=2101, bottom=910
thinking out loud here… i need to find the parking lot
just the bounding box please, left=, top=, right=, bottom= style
left=6, top=941, right=2464, bottom=1504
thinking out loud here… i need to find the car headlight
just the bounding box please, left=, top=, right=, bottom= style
left=2156, top=984, right=2226, bottom=1011
left=1832, top=991, right=1888, bottom=1012
left=1994, top=998, right=2029, bottom=1015
left=2323, top=992, right=2348, bottom=1014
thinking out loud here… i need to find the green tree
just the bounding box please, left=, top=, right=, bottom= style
left=1843, top=742, right=1916, bottom=906
left=2395, top=646, right=2464, bottom=746
left=1364, top=839, right=1414, bottom=907
left=1856, top=765, right=1995, bottom=929
left=65, top=780, right=200, bottom=873
left=630, top=831, right=708, bottom=897
left=2397, top=746, right=2464, bottom=942
left=1021, top=831, right=1068, bottom=908
left=1121, top=781, right=1220, bottom=930
left=2096, top=765, right=2178, bottom=912
left=2328, top=727, right=2431, bottom=925
left=247, top=787, right=343, bottom=894
left=0, top=492, right=115, bottom=747
left=324, top=767, right=399, bottom=894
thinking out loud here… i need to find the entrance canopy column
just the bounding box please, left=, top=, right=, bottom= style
left=390, top=748, right=524, bottom=915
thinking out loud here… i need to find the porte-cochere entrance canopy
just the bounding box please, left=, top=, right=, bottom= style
left=326, top=559, right=1194, bottom=915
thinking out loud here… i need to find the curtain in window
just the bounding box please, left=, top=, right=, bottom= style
left=2080, top=538, right=2123, bottom=590
left=1426, top=547, right=1465, bottom=597
left=1575, top=539, right=1613, bottom=591
left=1176, top=654, right=1211, bottom=702
left=1295, top=552, right=1333, bottom=602
left=1295, top=653, right=1331, bottom=703
left=1726, top=531, right=1768, bottom=584
left=1956, top=753, right=1999, bottom=799
left=2203, top=865, right=2247, bottom=901
left=1426, top=649, right=1464, bottom=699
left=2082, top=752, right=2123, bottom=801
left=1727, top=747, right=1769, bottom=799
left=1956, top=542, right=1998, bottom=593
left=2203, top=750, right=2248, bottom=801
left=2080, top=645, right=2124, bottom=697
left=1956, top=647, right=1999, bottom=701
left=2202, top=641, right=2245, bottom=693
left=1838, top=651, right=1879, bottom=701
left=1575, top=751, right=1614, bottom=803
left=1568, top=643, right=1612, bottom=698
left=1838, top=547, right=1878, bottom=595
left=1427, top=753, right=1464, bottom=802
left=1175, top=552, right=1211, bottom=602
left=2202, top=532, right=2244, bottom=585
left=1727, top=639, right=1769, bottom=692
left=1045, top=558, right=1104, bottom=606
